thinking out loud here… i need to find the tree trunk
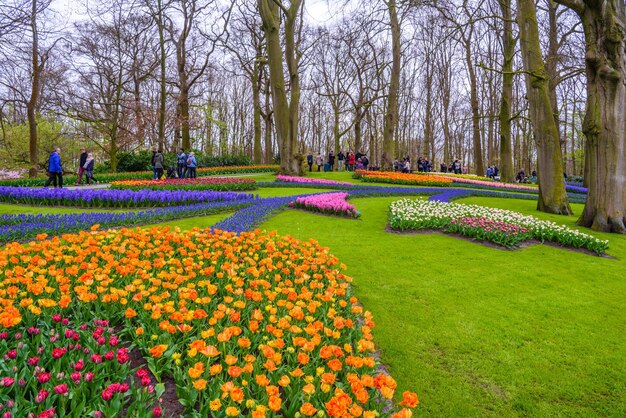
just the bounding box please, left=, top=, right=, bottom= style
left=557, top=0, right=626, bottom=232
left=263, top=83, right=273, bottom=164
left=27, top=0, right=39, bottom=178
left=546, top=1, right=563, bottom=137
left=157, top=0, right=166, bottom=151
left=382, top=0, right=400, bottom=170
left=258, top=0, right=302, bottom=175
left=424, top=59, right=433, bottom=162
left=178, top=75, right=191, bottom=150
left=518, top=0, right=572, bottom=215
left=252, top=69, right=263, bottom=164
left=133, top=74, right=145, bottom=147
left=464, top=35, right=485, bottom=175
left=498, top=0, right=516, bottom=183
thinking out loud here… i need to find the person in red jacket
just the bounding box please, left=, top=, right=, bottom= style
left=348, top=151, right=356, bottom=171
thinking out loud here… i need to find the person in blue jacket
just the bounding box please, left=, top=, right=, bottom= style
left=186, top=151, right=197, bottom=178
left=176, top=148, right=187, bottom=178
left=44, top=148, right=63, bottom=188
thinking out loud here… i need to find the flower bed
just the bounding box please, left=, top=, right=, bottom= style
left=0, top=186, right=253, bottom=208
left=111, top=177, right=257, bottom=192
left=0, top=166, right=279, bottom=188
left=424, top=172, right=493, bottom=181
left=276, top=175, right=355, bottom=187
left=0, top=227, right=418, bottom=417
left=198, top=165, right=278, bottom=175
left=0, top=317, right=162, bottom=417
left=388, top=199, right=609, bottom=254
left=354, top=171, right=454, bottom=187
left=447, top=177, right=538, bottom=192
left=0, top=198, right=254, bottom=244
left=290, top=193, right=360, bottom=218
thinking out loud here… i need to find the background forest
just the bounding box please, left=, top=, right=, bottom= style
left=0, top=0, right=587, bottom=175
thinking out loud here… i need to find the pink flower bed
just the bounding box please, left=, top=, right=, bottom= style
left=276, top=175, right=354, bottom=187
left=290, top=192, right=360, bottom=218
left=451, top=177, right=537, bottom=191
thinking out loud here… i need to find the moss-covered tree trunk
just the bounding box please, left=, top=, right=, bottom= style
left=517, top=0, right=572, bottom=215
left=258, top=0, right=303, bottom=175
left=553, top=0, right=625, bottom=232
left=498, top=0, right=516, bottom=183
left=284, top=2, right=303, bottom=175
left=382, top=0, right=401, bottom=170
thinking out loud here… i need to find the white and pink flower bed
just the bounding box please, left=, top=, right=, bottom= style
left=388, top=199, right=608, bottom=254
left=290, top=192, right=360, bottom=218
left=448, top=176, right=538, bottom=192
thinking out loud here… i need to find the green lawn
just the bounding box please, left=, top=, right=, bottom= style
left=0, top=203, right=102, bottom=215
left=260, top=196, right=626, bottom=417
left=3, top=181, right=625, bottom=417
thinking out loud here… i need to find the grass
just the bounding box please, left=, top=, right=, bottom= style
left=260, top=196, right=626, bottom=417
left=2, top=180, right=624, bottom=416
left=0, top=203, right=103, bottom=215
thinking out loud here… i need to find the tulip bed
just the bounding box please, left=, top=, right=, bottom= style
left=0, top=317, right=163, bottom=417
left=276, top=175, right=355, bottom=187
left=0, top=186, right=253, bottom=209
left=354, top=171, right=454, bottom=187
left=388, top=199, right=609, bottom=254
left=0, top=227, right=419, bottom=417
left=110, top=177, right=257, bottom=192
left=0, top=198, right=255, bottom=243
left=290, top=193, right=360, bottom=218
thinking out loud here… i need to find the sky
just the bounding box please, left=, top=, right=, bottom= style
left=50, top=0, right=338, bottom=27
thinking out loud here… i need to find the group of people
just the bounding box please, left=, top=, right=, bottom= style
left=306, top=150, right=369, bottom=172
left=516, top=169, right=538, bottom=183
left=151, top=147, right=197, bottom=180
left=394, top=157, right=412, bottom=173
left=439, top=160, right=463, bottom=174
left=43, top=147, right=97, bottom=188
left=486, top=165, right=500, bottom=179
left=417, top=157, right=433, bottom=172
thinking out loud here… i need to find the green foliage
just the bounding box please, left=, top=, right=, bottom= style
left=260, top=193, right=626, bottom=417
left=98, top=150, right=254, bottom=173
left=0, top=115, right=83, bottom=170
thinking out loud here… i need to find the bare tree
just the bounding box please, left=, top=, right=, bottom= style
left=166, top=0, right=231, bottom=150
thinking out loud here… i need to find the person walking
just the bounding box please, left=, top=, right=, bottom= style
left=151, top=146, right=158, bottom=180
left=186, top=151, right=197, bottom=178
left=76, top=148, right=88, bottom=185
left=177, top=148, right=187, bottom=179
left=83, top=153, right=98, bottom=185
left=348, top=151, right=355, bottom=171
left=315, top=153, right=324, bottom=172
left=44, top=148, right=63, bottom=188
left=307, top=151, right=313, bottom=172
left=337, top=150, right=345, bottom=171
left=328, top=151, right=335, bottom=171
left=361, top=155, right=369, bottom=170
left=154, top=149, right=165, bottom=180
